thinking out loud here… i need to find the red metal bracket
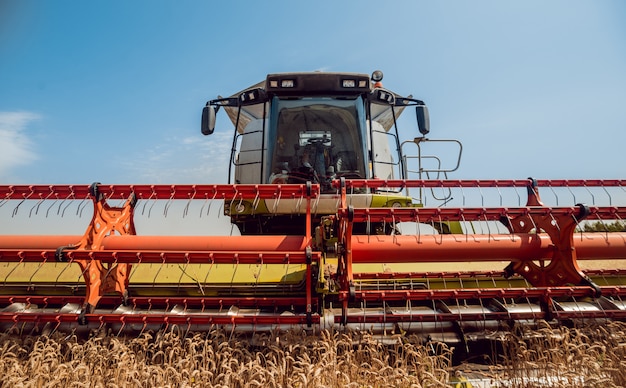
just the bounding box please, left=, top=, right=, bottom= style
left=502, top=180, right=599, bottom=293
left=56, top=183, right=136, bottom=323
left=336, top=178, right=355, bottom=324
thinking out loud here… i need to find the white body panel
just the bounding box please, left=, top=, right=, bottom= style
left=234, top=119, right=266, bottom=184
left=369, top=121, right=395, bottom=180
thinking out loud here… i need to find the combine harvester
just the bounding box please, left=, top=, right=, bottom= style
left=1, top=71, right=625, bottom=355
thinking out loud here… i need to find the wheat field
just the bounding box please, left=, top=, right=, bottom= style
left=0, top=328, right=453, bottom=388
left=0, top=321, right=625, bottom=387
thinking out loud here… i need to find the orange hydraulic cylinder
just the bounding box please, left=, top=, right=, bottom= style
left=349, top=233, right=626, bottom=263
left=0, top=235, right=81, bottom=249
left=0, top=233, right=624, bottom=262
left=0, top=235, right=309, bottom=252
left=100, top=235, right=309, bottom=252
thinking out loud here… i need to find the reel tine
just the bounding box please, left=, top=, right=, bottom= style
left=142, top=186, right=158, bottom=218
left=293, top=186, right=304, bottom=214
left=217, top=195, right=225, bottom=220
left=228, top=186, right=241, bottom=216
left=12, top=187, right=34, bottom=217
left=583, top=182, right=596, bottom=206
left=183, top=185, right=196, bottom=218
left=495, top=182, right=503, bottom=207
left=29, top=186, right=54, bottom=217
left=199, top=192, right=209, bottom=218
left=252, top=187, right=260, bottom=212
left=477, top=183, right=485, bottom=208
left=271, top=187, right=281, bottom=214
left=0, top=186, right=15, bottom=208
left=460, top=212, right=472, bottom=242
left=163, top=186, right=176, bottom=217
left=312, top=186, right=320, bottom=212
left=236, top=194, right=245, bottom=215
left=566, top=184, right=577, bottom=205
left=514, top=184, right=522, bottom=207
left=254, top=253, right=263, bottom=294
left=45, top=192, right=60, bottom=218
left=152, top=253, right=167, bottom=289
left=76, top=194, right=91, bottom=218
left=459, top=184, right=466, bottom=207
left=55, top=186, right=74, bottom=218
left=105, top=185, right=116, bottom=203
left=413, top=210, right=420, bottom=241
left=28, top=252, right=48, bottom=285
left=202, top=252, right=215, bottom=287
left=128, top=253, right=143, bottom=287
left=209, top=185, right=218, bottom=217
left=3, top=257, right=23, bottom=286
left=548, top=185, right=559, bottom=206
left=28, top=193, right=44, bottom=218
left=54, top=254, right=73, bottom=287
left=116, top=317, right=127, bottom=337
left=229, top=254, right=239, bottom=293
left=601, top=185, right=612, bottom=207
left=482, top=208, right=496, bottom=241
left=176, top=253, right=191, bottom=294
left=619, top=182, right=626, bottom=205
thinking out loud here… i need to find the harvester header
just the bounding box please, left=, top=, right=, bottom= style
left=1, top=70, right=625, bottom=357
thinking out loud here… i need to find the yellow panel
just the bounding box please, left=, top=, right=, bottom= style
left=128, top=263, right=306, bottom=284
left=0, top=262, right=307, bottom=285
left=0, top=262, right=83, bottom=283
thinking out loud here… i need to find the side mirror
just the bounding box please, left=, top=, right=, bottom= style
left=201, top=105, right=216, bottom=135
left=416, top=105, right=430, bottom=135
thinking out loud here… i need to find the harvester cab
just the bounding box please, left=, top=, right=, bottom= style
left=201, top=71, right=460, bottom=234
left=202, top=71, right=436, bottom=185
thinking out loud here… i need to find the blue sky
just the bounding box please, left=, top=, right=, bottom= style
left=1, top=0, right=625, bottom=185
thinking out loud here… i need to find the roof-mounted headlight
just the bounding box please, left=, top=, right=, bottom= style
left=342, top=79, right=356, bottom=88
left=238, top=88, right=267, bottom=105
left=372, top=88, right=395, bottom=104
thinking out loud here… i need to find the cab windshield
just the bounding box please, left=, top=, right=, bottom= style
left=267, top=97, right=367, bottom=192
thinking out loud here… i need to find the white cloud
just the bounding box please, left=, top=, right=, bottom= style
left=0, top=111, right=40, bottom=180
left=121, top=130, right=233, bottom=183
